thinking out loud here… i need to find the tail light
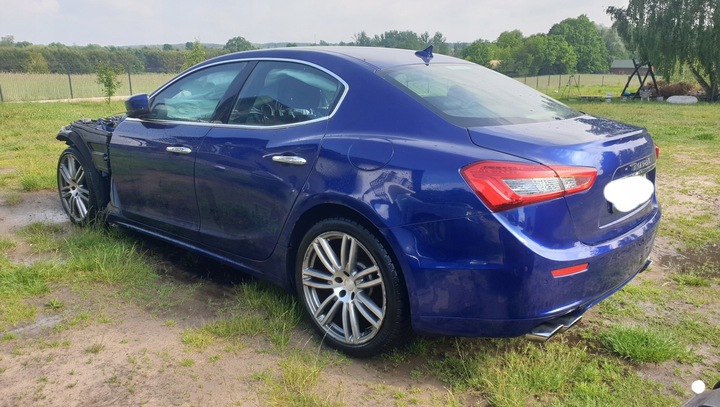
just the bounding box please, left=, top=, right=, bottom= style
left=461, top=161, right=597, bottom=212
left=655, top=144, right=660, bottom=159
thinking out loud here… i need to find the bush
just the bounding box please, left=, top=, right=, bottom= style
left=655, top=81, right=699, bottom=98
left=95, top=62, right=123, bottom=103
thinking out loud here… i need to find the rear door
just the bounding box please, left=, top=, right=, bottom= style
left=111, top=62, right=249, bottom=239
left=195, top=60, right=347, bottom=260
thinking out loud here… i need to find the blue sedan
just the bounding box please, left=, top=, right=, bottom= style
left=56, top=46, right=660, bottom=357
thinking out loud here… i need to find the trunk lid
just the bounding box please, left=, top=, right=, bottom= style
left=468, top=115, right=658, bottom=245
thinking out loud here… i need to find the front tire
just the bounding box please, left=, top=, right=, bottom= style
left=296, top=218, right=410, bottom=357
left=57, top=147, right=106, bottom=225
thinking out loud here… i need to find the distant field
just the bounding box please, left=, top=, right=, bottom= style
left=0, top=72, right=176, bottom=102
left=517, top=73, right=632, bottom=98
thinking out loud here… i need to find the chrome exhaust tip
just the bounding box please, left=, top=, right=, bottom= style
left=525, top=311, right=583, bottom=342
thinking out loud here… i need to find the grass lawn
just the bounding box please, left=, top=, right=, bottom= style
left=0, top=99, right=718, bottom=406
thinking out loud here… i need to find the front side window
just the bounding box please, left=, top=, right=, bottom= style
left=229, top=61, right=345, bottom=126
left=148, top=62, right=247, bottom=122
left=381, top=64, right=581, bottom=127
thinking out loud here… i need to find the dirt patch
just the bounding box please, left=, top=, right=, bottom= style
left=0, top=191, right=66, bottom=236
left=1, top=174, right=717, bottom=405
left=0, top=191, right=452, bottom=406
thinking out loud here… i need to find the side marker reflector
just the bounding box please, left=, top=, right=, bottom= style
left=551, top=264, right=588, bottom=278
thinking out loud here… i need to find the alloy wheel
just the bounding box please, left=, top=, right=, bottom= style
left=301, top=231, right=387, bottom=346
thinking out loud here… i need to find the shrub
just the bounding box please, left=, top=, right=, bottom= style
left=655, top=81, right=699, bottom=98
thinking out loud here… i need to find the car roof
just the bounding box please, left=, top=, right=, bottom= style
left=204, top=46, right=465, bottom=71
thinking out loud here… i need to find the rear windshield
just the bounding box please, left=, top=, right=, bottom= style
left=380, top=64, right=581, bottom=127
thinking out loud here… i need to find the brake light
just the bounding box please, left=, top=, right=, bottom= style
left=461, top=161, right=597, bottom=212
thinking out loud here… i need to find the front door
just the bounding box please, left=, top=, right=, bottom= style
left=110, top=62, right=249, bottom=239
left=194, top=60, right=346, bottom=260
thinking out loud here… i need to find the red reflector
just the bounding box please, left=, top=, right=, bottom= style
left=551, top=264, right=588, bottom=278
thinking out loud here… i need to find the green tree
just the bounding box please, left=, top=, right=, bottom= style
left=430, top=32, right=450, bottom=55
left=95, top=61, right=123, bottom=103
left=1, top=35, right=14, bottom=47
left=376, top=30, right=422, bottom=50
left=224, top=36, right=254, bottom=52
left=608, top=0, right=720, bottom=101
left=496, top=30, right=524, bottom=49
left=23, top=51, right=50, bottom=73
left=352, top=31, right=373, bottom=46
left=0, top=48, right=28, bottom=71
left=182, top=40, right=207, bottom=70
left=462, top=39, right=494, bottom=67
left=549, top=15, right=609, bottom=73
left=595, top=24, right=630, bottom=64
left=162, top=44, right=174, bottom=51
left=43, top=46, right=91, bottom=74
left=494, top=30, right=525, bottom=74
left=513, top=34, right=577, bottom=76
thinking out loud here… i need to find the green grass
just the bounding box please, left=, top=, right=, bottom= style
left=0, top=224, right=157, bottom=330
left=183, top=282, right=303, bottom=351
left=596, top=325, right=693, bottom=363
left=517, top=74, right=629, bottom=98
left=0, top=101, right=125, bottom=191
left=254, top=350, right=343, bottom=407
left=427, top=339, right=678, bottom=407
left=1, top=98, right=719, bottom=406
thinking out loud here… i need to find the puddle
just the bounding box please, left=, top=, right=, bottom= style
left=660, top=242, right=720, bottom=273
left=8, top=314, right=64, bottom=335
left=0, top=191, right=66, bottom=235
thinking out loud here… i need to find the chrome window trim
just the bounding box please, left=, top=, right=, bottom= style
left=146, top=58, right=349, bottom=129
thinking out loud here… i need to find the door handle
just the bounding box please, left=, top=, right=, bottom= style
left=271, top=155, right=307, bottom=166
left=166, top=146, right=192, bottom=154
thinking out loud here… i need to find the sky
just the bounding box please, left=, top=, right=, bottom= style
left=2, top=0, right=629, bottom=47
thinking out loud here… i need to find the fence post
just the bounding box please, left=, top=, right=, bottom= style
left=536, top=76, right=539, bottom=89
left=66, top=72, right=74, bottom=99
left=0, top=84, right=3, bottom=103
left=127, top=67, right=133, bottom=95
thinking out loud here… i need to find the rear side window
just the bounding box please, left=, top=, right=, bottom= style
left=229, top=61, right=345, bottom=126
left=381, top=64, right=580, bottom=127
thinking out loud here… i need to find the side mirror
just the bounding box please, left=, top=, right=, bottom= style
left=125, top=94, right=150, bottom=118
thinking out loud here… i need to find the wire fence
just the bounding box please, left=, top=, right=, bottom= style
left=515, top=74, right=631, bottom=98
left=0, top=72, right=634, bottom=103
left=0, top=72, right=175, bottom=102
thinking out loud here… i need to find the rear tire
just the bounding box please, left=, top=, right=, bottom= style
left=296, top=218, right=410, bottom=357
left=57, top=147, right=106, bottom=226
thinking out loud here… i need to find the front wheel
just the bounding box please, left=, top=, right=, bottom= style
left=296, top=218, right=410, bottom=357
left=57, top=147, right=106, bottom=225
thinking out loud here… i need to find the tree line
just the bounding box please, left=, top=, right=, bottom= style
left=3, top=0, right=715, bottom=102
left=0, top=16, right=624, bottom=77
left=0, top=37, right=234, bottom=74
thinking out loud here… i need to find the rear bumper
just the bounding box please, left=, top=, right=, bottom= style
left=392, top=200, right=660, bottom=338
